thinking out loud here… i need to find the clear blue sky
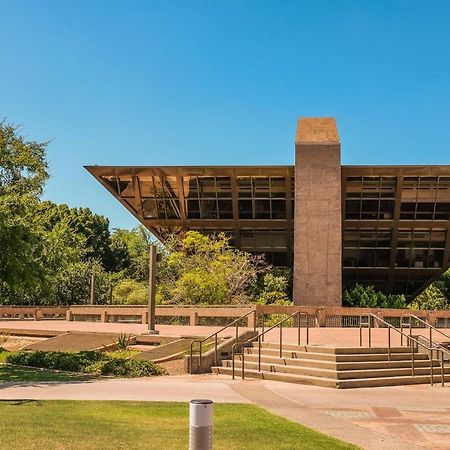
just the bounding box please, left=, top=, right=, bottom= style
left=1, top=0, right=450, bottom=229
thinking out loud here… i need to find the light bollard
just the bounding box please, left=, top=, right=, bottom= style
left=189, top=399, right=213, bottom=450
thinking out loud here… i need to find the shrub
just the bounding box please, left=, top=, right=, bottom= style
left=6, top=351, right=166, bottom=377
left=97, top=358, right=166, bottom=377
left=343, top=284, right=407, bottom=309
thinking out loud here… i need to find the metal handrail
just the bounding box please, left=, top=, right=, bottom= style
left=361, top=313, right=447, bottom=386
left=231, top=311, right=309, bottom=380
left=189, top=309, right=257, bottom=373
left=401, top=313, right=450, bottom=347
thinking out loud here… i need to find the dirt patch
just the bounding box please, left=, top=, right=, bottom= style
left=0, top=335, right=42, bottom=351
left=158, top=359, right=186, bottom=375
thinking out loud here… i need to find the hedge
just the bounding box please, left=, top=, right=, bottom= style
left=6, top=351, right=166, bottom=377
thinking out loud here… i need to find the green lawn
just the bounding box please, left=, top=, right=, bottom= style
left=0, top=364, right=92, bottom=382
left=0, top=401, right=357, bottom=450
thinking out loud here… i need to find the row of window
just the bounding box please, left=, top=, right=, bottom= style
left=343, top=273, right=432, bottom=296
left=345, top=199, right=450, bottom=221
left=343, top=248, right=445, bottom=268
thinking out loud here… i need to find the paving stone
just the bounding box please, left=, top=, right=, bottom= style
left=414, top=424, right=450, bottom=434
left=325, top=410, right=375, bottom=419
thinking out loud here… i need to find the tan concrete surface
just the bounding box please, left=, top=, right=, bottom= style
left=294, top=117, right=342, bottom=307
left=1, top=321, right=450, bottom=347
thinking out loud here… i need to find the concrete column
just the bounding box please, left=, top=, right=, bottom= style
left=190, top=312, right=199, bottom=326
left=294, top=118, right=342, bottom=306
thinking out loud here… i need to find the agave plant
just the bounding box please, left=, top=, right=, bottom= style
left=115, top=333, right=131, bottom=351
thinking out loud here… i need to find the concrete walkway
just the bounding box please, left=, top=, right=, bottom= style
left=0, top=374, right=449, bottom=449
left=2, top=320, right=450, bottom=347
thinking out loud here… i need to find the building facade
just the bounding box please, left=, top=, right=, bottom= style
left=86, top=118, right=450, bottom=306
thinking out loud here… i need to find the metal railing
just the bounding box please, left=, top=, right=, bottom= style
left=360, top=313, right=448, bottom=386
left=401, top=313, right=450, bottom=350
left=231, top=311, right=309, bottom=380
left=189, top=310, right=257, bottom=373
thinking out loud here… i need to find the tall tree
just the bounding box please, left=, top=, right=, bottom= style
left=0, top=122, right=49, bottom=299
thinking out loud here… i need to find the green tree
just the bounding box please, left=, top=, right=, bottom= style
left=257, top=273, right=291, bottom=305
left=410, top=271, right=450, bottom=310
left=112, top=278, right=148, bottom=305
left=0, top=122, right=49, bottom=299
left=110, top=226, right=153, bottom=280
left=37, top=201, right=114, bottom=270
left=343, top=284, right=407, bottom=309
left=55, top=259, right=113, bottom=305
left=156, top=231, right=266, bottom=305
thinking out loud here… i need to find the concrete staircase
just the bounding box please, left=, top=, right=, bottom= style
left=212, top=342, right=450, bottom=388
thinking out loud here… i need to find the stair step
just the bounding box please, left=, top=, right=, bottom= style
left=212, top=366, right=450, bottom=389
left=226, top=360, right=450, bottom=380
left=339, top=374, right=450, bottom=388
left=245, top=347, right=428, bottom=362
left=236, top=354, right=440, bottom=370
left=260, top=343, right=414, bottom=354
left=212, top=366, right=338, bottom=388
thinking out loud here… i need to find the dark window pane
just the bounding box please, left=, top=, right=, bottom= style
left=359, top=249, right=376, bottom=267
left=428, top=250, right=444, bottom=268
left=238, top=200, right=253, bottom=219
left=346, top=200, right=360, bottom=219
left=361, top=200, right=379, bottom=220
left=379, top=200, right=395, bottom=219
left=271, top=200, right=286, bottom=219
left=343, top=249, right=359, bottom=267
left=201, top=199, right=218, bottom=219
left=164, top=200, right=180, bottom=219
left=435, top=203, right=450, bottom=220
left=217, top=199, right=233, bottom=219
left=375, top=249, right=391, bottom=267
left=187, top=199, right=200, bottom=219
left=254, top=199, right=271, bottom=219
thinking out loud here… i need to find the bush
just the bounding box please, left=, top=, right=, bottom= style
left=97, top=358, right=165, bottom=377
left=343, top=284, right=407, bottom=309
left=6, top=351, right=166, bottom=377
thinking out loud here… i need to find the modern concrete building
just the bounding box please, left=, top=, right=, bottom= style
left=86, top=118, right=450, bottom=306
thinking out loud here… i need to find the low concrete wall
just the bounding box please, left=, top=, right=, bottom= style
left=0, top=306, right=67, bottom=321
left=2, top=304, right=450, bottom=328
left=67, top=305, right=256, bottom=326
left=186, top=330, right=258, bottom=374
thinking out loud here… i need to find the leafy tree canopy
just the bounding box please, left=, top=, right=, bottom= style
left=343, top=284, right=407, bottom=309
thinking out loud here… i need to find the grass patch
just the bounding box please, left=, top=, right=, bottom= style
left=0, top=365, right=92, bottom=382
left=0, top=348, right=9, bottom=363
left=0, top=401, right=357, bottom=450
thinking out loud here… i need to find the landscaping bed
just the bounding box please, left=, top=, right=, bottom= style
left=1, top=349, right=166, bottom=378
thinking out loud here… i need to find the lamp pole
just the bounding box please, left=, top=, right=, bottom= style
left=90, top=274, right=96, bottom=305
left=148, top=244, right=159, bottom=334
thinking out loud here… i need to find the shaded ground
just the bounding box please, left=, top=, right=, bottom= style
left=0, top=400, right=356, bottom=450
left=0, top=364, right=93, bottom=383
